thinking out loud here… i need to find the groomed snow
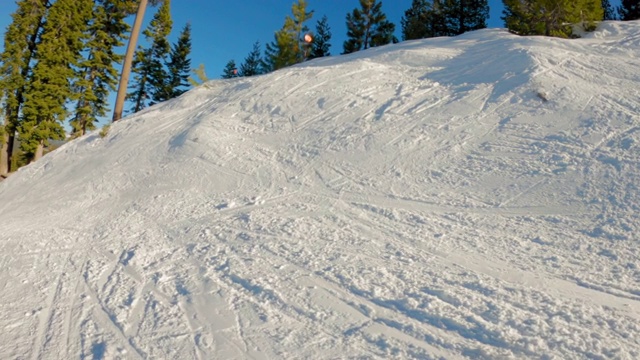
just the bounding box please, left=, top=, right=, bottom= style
left=1, top=21, right=639, bottom=359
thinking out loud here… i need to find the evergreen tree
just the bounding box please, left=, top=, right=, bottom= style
left=343, top=0, right=396, bottom=54
left=502, top=0, right=603, bottom=38
left=311, top=15, right=332, bottom=58
left=401, top=0, right=432, bottom=40
left=112, top=0, right=163, bottom=122
left=264, top=29, right=297, bottom=72
left=264, top=0, right=314, bottom=71
left=0, top=0, right=48, bottom=174
left=240, top=41, right=263, bottom=77
left=71, top=0, right=133, bottom=138
left=618, top=0, right=640, bottom=20
left=20, top=0, right=93, bottom=161
left=188, top=63, right=208, bottom=86
left=443, top=0, right=490, bottom=35
left=430, top=0, right=450, bottom=37
left=164, top=22, right=192, bottom=99
left=222, top=60, right=238, bottom=79
left=602, top=0, right=616, bottom=20
left=128, top=0, right=172, bottom=113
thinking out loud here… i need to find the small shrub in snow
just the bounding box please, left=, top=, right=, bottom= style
left=99, top=125, right=110, bottom=138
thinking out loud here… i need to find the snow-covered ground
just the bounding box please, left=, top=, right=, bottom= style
left=1, top=21, right=639, bottom=359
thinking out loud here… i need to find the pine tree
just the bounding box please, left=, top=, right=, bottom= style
left=503, top=0, right=603, bottom=38
left=71, top=0, right=133, bottom=138
left=20, top=0, right=93, bottom=161
left=264, top=0, right=314, bottom=71
left=112, top=0, right=164, bottom=122
left=128, top=0, right=172, bottom=112
left=618, top=0, right=640, bottom=20
left=0, top=0, right=48, bottom=174
left=443, top=0, right=489, bottom=36
left=222, top=60, right=238, bottom=79
left=602, top=0, right=616, bottom=19
left=240, top=41, right=263, bottom=77
left=343, top=0, right=396, bottom=54
left=164, top=22, right=192, bottom=99
left=264, top=29, right=298, bottom=72
left=430, top=0, right=450, bottom=37
left=311, top=15, right=332, bottom=58
left=401, top=0, right=432, bottom=40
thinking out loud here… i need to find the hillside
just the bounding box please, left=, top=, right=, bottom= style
left=0, top=22, right=639, bottom=359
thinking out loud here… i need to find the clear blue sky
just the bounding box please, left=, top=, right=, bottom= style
left=0, top=0, right=621, bottom=123
left=0, top=0, right=509, bottom=80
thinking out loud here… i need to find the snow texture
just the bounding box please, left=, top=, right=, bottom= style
left=1, top=22, right=639, bottom=359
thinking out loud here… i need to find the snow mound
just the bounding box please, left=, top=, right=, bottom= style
left=1, top=22, right=639, bottom=359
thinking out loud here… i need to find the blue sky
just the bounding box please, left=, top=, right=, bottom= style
left=0, top=0, right=509, bottom=80
left=0, top=0, right=621, bottom=123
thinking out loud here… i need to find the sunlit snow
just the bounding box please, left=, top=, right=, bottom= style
left=1, top=22, right=639, bottom=359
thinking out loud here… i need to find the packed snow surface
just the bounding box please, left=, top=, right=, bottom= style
left=1, top=22, right=640, bottom=359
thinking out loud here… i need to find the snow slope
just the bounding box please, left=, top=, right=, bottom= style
left=1, top=21, right=639, bottom=359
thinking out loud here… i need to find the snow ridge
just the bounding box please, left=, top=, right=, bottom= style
left=1, top=22, right=639, bottom=359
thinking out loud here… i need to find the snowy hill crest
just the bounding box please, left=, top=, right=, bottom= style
left=1, top=22, right=639, bottom=359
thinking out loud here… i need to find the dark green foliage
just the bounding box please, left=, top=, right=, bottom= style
left=343, top=0, right=396, bottom=54
left=430, top=0, right=450, bottom=37
left=71, top=0, right=132, bottom=138
left=165, top=22, right=192, bottom=99
left=443, top=0, right=490, bottom=35
left=602, top=0, right=617, bottom=20
left=618, top=0, right=640, bottom=20
left=311, top=15, right=332, bottom=58
left=128, top=0, right=173, bottom=112
left=502, top=0, right=603, bottom=38
left=0, top=0, right=48, bottom=172
left=20, top=0, right=93, bottom=160
left=222, top=60, right=238, bottom=79
left=240, top=42, right=263, bottom=77
left=401, top=0, right=432, bottom=40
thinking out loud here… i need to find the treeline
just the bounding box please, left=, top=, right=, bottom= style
left=1, top=0, right=639, bottom=177
left=0, top=0, right=191, bottom=175
left=220, top=0, right=639, bottom=79
left=219, top=0, right=487, bottom=79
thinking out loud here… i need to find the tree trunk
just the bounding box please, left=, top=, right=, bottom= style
left=1, top=109, right=16, bottom=176
left=0, top=133, right=9, bottom=177
left=112, top=0, right=149, bottom=122
left=33, top=140, right=44, bottom=162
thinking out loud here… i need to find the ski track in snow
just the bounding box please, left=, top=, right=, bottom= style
left=1, top=22, right=640, bottom=359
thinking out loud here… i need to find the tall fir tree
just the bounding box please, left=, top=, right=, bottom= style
left=128, top=0, right=173, bottom=113
left=343, top=0, right=396, bottom=54
left=602, top=0, right=617, bottom=20
left=0, top=0, right=48, bottom=174
left=443, top=0, right=490, bottom=35
left=221, top=60, right=238, bottom=79
left=618, top=0, right=640, bottom=20
left=164, top=22, right=192, bottom=99
left=264, top=0, right=314, bottom=71
left=71, top=0, right=134, bottom=138
left=502, top=0, right=603, bottom=38
left=20, top=0, right=93, bottom=161
left=401, top=0, right=432, bottom=40
left=311, top=15, right=332, bottom=58
left=240, top=42, right=263, bottom=77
